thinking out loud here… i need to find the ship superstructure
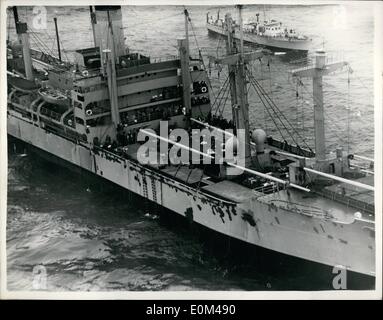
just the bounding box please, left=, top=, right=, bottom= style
left=6, top=5, right=375, bottom=277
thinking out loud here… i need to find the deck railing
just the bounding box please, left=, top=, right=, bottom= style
left=314, top=188, right=374, bottom=215
left=40, top=106, right=62, bottom=122
left=266, top=136, right=315, bottom=158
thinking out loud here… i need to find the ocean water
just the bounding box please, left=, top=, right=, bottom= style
left=6, top=3, right=375, bottom=291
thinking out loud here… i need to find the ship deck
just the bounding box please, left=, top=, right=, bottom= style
left=123, top=142, right=216, bottom=186
left=120, top=142, right=374, bottom=220
left=160, top=165, right=214, bottom=186
left=201, top=180, right=258, bottom=203
left=121, top=141, right=261, bottom=202
left=324, top=175, right=374, bottom=206
left=257, top=186, right=374, bottom=223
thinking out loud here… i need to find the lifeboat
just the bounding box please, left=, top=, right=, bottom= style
left=38, top=87, right=69, bottom=106
left=8, top=77, right=40, bottom=93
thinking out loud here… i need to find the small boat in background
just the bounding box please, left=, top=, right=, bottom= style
left=207, top=11, right=312, bottom=52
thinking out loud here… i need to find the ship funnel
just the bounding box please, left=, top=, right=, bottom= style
left=93, top=6, right=126, bottom=60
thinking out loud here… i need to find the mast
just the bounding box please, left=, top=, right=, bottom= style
left=313, top=58, right=325, bottom=160
left=291, top=50, right=348, bottom=162
left=89, top=6, right=98, bottom=47
left=104, top=10, right=120, bottom=129
left=225, top=13, right=238, bottom=127
left=235, top=4, right=251, bottom=165
left=12, top=6, right=19, bottom=30
left=53, top=17, right=61, bottom=62
left=210, top=5, right=266, bottom=168
left=178, top=9, right=192, bottom=119
left=178, top=38, right=191, bottom=119
left=238, top=5, right=244, bottom=58
left=263, top=4, right=267, bottom=22
left=13, top=7, right=33, bottom=80
left=11, top=6, right=21, bottom=44
left=184, top=9, right=190, bottom=59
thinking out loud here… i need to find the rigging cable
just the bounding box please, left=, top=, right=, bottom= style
left=251, top=76, right=300, bottom=147
left=347, top=68, right=351, bottom=153
left=214, top=79, right=231, bottom=117
left=122, top=11, right=183, bottom=29
left=213, top=79, right=230, bottom=116
left=210, top=73, right=230, bottom=113
left=297, top=77, right=350, bottom=148
left=29, top=31, right=55, bottom=57
left=295, top=79, right=300, bottom=136
left=7, top=9, right=12, bottom=43
left=248, top=69, right=313, bottom=152
left=29, top=27, right=59, bottom=58
left=248, top=75, right=287, bottom=142
left=186, top=8, right=222, bottom=106
left=268, top=61, right=352, bottom=149
left=255, top=58, right=268, bottom=132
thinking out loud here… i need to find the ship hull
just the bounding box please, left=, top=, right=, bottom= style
left=7, top=139, right=376, bottom=289
left=207, top=23, right=310, bottom=52
left=7, top=113, right=375, bottom=277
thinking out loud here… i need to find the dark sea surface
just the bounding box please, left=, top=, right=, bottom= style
left=6, top=3, right=375, bottom=291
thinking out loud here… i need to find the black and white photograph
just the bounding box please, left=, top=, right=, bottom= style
left=0, top=0, right=381, bottom=299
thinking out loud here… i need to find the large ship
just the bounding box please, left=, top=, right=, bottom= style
left=6, top=5, right=375, bottom=278
left=206, top=10, right=312, bottom=52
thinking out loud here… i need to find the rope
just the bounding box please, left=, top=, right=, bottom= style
left=210, top=73, right=230, bottom=113
left=7, top=9, right=11, bottom=43
left=122, top=11, right=183, bottom=29
left=58, top=33, right=70, bottom=62
left=213, top=79, right=230, bottom=116
left=351, top=72, right=373, bottom=95
left=215, top=80, right=231, bottom=117
left=29, top=31, right=55, bottom=57
left=297, top=78, right=352, bottom=147
left=347, top=68, right=351, bottom=153
left=187, top=10, right=218, bottom=105
left=251, top=76, right=298, bottom=146
left=265, top=59, right=353, bottom=150
left=248, top=69, right=313, bottom=152
left=248, top=76, right=287, bottom=141
left=28, top=32, right=73, bottom=76
left=29, top=27, right=58, bottom=58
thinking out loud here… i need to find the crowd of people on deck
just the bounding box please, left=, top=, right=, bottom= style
left=91, top=105, right=237, bottom=159
left=119, top=104, right=185, bottom=127
left=205, top=112, right=236, bottom=131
